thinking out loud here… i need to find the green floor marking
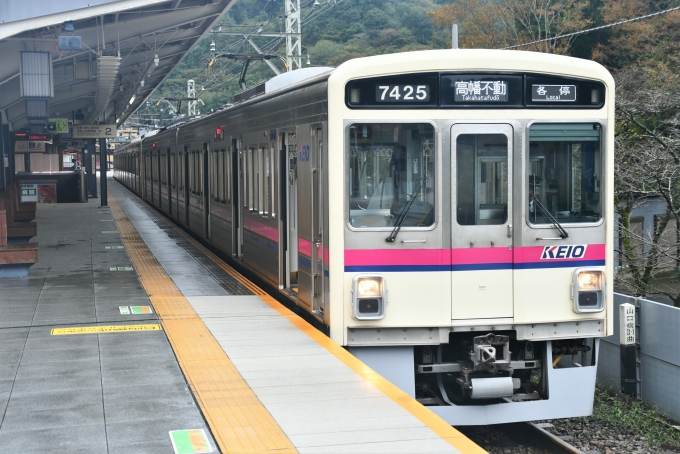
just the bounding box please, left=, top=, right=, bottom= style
left=130, top=306, right=153, bottom=314
left=109, top=266, right=134, bottom=271
left=169, top=429, right=212, bottom=454
left=119, top=306, right=130, bottom=315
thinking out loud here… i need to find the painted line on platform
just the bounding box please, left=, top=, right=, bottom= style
left=108, top=192, right=297, bottom=454
left=51, top=324, right=161, bottom=335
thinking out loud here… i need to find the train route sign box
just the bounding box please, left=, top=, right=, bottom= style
left=73, top=124, right=117, bottom=139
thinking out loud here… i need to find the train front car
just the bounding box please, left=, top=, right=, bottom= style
left=327, top=49, right=614, bottom=425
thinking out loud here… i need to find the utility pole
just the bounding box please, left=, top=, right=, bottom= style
left=187, top=80, right=198, bottom=116
left=285, top=0, right=302, bottom=71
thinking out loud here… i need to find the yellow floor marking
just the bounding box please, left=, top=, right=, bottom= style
left=108, top=193, right=297, bottom=454
left=143, top=194, right=487, bottom=454
left=51, top=324, right=161, bottom=335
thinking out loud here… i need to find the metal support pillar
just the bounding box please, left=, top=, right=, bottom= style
left=99, top=137, right=107, bottom=207
left=6, top=125, right=15, bottom=183
left=0, top=124, right=7, bottom=190
left=85, top=138, right=98, bottom=198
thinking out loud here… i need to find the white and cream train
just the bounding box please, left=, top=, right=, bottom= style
left=114, top=49, right=614, bottom=425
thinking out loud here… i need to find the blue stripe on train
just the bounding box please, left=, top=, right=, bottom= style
left=345, top=260, right=605, bottom=272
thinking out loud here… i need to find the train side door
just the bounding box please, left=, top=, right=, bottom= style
left=236, top=138, right=244, bottom=258
left=157, top=149, right=162, bottom=207
left=284, top=132, right=299, bottom=292
left=203, top=143, right=210, bottom=239
left=451, top=124, right=514, bottom=320
left=184, top=148, right=190, bottom=225
left=231, top=139, right=241, bottom=257
left=311, top=127, right=325, bottom=317
left=167, top=151, right=172, bottom=217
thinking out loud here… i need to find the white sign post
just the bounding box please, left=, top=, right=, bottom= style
left=619, top=303, right=636, bottom=345
left=73, top=124, right=117, bottom=139
left=619, top=302, right=639, bottom=397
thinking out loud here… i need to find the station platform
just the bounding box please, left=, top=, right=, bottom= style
left=0, top=178, right=483, bottom=453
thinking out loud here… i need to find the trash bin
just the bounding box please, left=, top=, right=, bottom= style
left=79, top=169, right=88, bottom=202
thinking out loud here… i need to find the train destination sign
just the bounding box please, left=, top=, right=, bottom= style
left=14, top=132, right=51, bottom=141
left=532, top=84, right=577, bottom=102
left=347, top=72, right=603, bottom=108
left=454, top=80, right=508, bottom=102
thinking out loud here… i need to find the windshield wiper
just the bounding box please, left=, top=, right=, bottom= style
left=386, top=176, right=427, bottom=243
left=530, top=194, right=569, bottom=239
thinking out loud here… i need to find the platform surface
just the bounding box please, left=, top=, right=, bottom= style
left=0, top=178, right=481, bottom=454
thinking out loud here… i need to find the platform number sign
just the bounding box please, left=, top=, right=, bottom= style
left=619, top=303, right=636, bottom=346
left=376, top=84, right=430, bottom=102
left=73, top=124, right=118, bottom=139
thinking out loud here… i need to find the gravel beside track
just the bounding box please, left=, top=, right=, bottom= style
left=457, top=417, right=678, bottom=453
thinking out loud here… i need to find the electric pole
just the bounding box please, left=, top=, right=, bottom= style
left=285, top=0, right=302, bottom=71
left=187, top=80, right=198, bottom=116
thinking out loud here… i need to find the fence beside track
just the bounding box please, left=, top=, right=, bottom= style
left=597, top=292, right=680, bottom=421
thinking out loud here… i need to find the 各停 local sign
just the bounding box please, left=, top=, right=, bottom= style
left=73, top=124, right=117, bottom=139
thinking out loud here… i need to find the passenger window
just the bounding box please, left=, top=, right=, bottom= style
left=213, top=150, right=219, bottom=201
left=528, top=123, right=602, bottom=224
left=348, top=123, right=435, bottom=228
left=225, top=148, right=230, bottom=204
left=456, top=134, right=508, bottom=226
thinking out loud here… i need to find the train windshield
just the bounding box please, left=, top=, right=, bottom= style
left=528, top=123, right=602, bottom=225
left=348, top=123, right=435, bottom=228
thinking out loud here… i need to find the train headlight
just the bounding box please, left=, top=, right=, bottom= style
left=572, top=268, right=605, bottom=313
left=352, top=275, right=386, bottom=320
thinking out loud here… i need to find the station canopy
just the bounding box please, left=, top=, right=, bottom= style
left=0, top=0, right=234, bottom=137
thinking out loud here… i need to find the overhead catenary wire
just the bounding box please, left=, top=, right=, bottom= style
left=136, top=0, right=342, bottom=111
left=167, top=0, right=338, bottom=94
left=502, top=4, right=680, bottom=50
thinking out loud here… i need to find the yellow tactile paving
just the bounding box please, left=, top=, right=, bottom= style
left=108, top=194, right=297, bottom=454
left=136, top=199, right=486, bottom=454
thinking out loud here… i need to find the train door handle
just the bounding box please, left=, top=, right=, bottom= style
left=507, top=224, right=513, bottom=238
left=312, top=273, right=319, bottom=297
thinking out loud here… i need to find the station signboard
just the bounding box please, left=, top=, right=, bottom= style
left=73, top=124, right=117, bottom=139
left=14, top=141, right=46, bottom=153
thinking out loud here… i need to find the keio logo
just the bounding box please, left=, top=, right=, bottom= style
left=541, top=245, right=587, bottom=260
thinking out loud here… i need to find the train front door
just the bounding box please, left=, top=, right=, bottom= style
left=451, top=124, right=514, bottom=320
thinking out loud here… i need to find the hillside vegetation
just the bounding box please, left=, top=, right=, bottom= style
left=146, top=0, right=449, bottom=119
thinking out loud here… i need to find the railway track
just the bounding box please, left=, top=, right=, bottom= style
left=457, top=422, right=583, bottom=453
